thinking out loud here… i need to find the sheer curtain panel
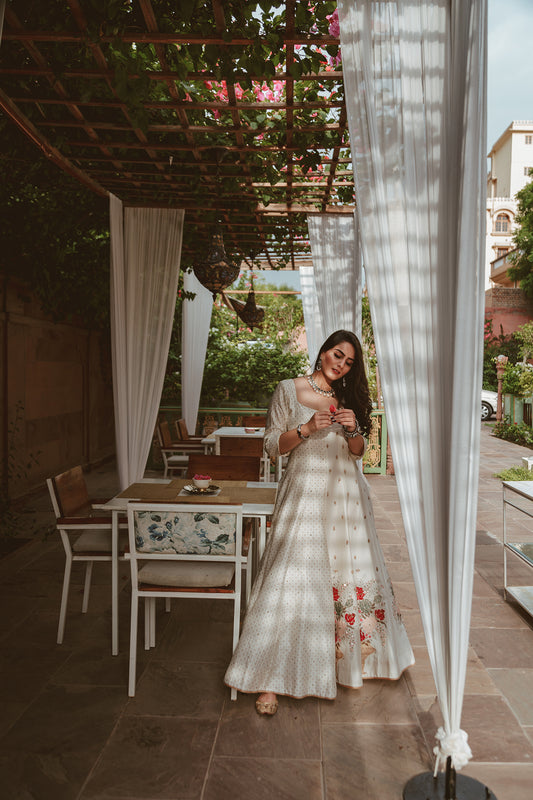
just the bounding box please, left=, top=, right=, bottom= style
left=181, top=269, right=213, bottom=436
left=110, top=195, right=184, bottom=489
left=299, top=265, right=324, bottom=366
left=338, top=0, right=487, bottom=770
left=307, top=212, right=363, bottom=342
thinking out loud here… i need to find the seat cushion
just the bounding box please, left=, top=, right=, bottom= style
left=73, top=530, right=128, bottom=553
left=167, top=455, right=189, bottom=465
left=138, top=560, right=235, bottom=588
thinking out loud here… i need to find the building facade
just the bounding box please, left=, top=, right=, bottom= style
left=486, top=120, right=533, bottom=290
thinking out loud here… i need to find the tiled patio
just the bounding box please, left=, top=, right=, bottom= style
left=1, top=424, right=532, bottom=800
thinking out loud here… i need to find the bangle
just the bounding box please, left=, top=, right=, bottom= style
left=343, top=425, right=361, bottom=439
left=297, top=423, right=310, bottom=440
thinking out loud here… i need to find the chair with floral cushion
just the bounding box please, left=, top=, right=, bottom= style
left=125, top=502, right=249, bottom=698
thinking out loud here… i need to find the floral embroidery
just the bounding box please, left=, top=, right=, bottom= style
left=333, top=577, right=395, bottom=662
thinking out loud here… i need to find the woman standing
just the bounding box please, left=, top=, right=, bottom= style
left=224, top=330, right=414, bottom=714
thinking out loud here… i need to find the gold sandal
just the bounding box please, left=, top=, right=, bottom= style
left=255, top=697, right=278, bottom=716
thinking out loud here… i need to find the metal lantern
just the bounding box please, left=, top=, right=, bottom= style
left=193, top=226, right=240, bottom=299
left=237, top=277, right=265, bottom=328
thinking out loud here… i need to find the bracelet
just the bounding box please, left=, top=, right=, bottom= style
left=297, top=423, right=310, bottom=440
left=343, top=425, right=361, bottom=439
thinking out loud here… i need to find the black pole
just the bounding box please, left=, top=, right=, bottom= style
left=445, top=756, right=456, bottom=800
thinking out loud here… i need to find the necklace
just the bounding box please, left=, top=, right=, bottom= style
left=307, top=374, right=334, bottom=397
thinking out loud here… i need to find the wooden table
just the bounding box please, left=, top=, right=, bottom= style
left=94, top=478, right=277, bottom=654
left=201, top=426, right=265, bottom=454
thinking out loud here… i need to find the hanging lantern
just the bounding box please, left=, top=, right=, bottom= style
left=222, top=273, right=265, bottom=330
left=237, top=275, right=265, bottom=328
left=193, top=226, right=240, bottom=299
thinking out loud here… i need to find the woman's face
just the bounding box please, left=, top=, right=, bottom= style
left=320, top=340, right=356, bottom=382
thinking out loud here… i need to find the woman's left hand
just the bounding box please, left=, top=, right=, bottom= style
left=333, top=406, right=358, bottom=432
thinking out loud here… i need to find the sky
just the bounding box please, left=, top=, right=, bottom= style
left=487, top=0, right=533, bottom=150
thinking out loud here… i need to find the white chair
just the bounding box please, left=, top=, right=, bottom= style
left=125, top=502, right=250, bottom=698
left=47, top=466, right=128, bottom=644
left=155, top=421, right=190, bottom=478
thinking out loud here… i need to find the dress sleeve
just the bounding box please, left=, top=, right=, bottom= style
left=263, top=381, right=291, bottom=460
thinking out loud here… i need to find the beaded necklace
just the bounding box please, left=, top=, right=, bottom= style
left=307, top=373, right=334, bottom=397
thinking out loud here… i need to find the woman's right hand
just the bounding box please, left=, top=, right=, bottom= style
left=305, top=410, right=335, bottom=435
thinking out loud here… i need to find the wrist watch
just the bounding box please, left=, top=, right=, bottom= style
left=297, top=423, right=310, bottom=440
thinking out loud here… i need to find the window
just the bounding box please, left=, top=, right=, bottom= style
left=494, top=213, right=510, bottom=233
left=496, top=247, right=509, bottom=259
left=526, top=135, right=533, bottom=145
left=525, top=166, right=533, bottom=177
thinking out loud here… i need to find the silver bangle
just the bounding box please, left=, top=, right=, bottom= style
left=343, top=425, right=361, bottom=439
left=297, top=423, right=310, bottom=440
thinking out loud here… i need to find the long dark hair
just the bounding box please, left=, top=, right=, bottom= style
left=314, top=330, right=373, bottom=438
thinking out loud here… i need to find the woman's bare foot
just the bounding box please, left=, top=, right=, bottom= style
left=255, top=692, right=278, bottom=715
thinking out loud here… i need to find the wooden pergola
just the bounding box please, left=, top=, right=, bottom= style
left=0, top=0, right=354, bottom=268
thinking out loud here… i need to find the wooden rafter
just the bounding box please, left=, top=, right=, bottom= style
left=0, top=2, right=353, bottom=266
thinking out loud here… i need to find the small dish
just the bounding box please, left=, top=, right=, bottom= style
left=244, top=427, right=259, bottom=433
left=183, top=484, right=220, bottom=495
left=192, top=474, right=211, bottom=489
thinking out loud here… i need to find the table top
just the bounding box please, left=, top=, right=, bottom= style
left=202, top=426, right=265, bottom=444
left=503, top=480, right=533, bottom=500
left=97, top=478, right=277, bottom=515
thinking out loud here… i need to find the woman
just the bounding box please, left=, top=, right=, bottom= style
left=224, top=330, right=414, bottom=714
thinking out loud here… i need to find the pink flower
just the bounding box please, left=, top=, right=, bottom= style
left=356, top=587, right=365, bottom=600
left=333, top=587, right=339, bottom=601
left=345, top=613, right=355, bottom=626
left=327, top=9, right=340, bottom=38
left=375, top=609, right=385, bottom=622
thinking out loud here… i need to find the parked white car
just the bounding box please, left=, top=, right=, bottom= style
left=481, top=389, right=498, bottom=421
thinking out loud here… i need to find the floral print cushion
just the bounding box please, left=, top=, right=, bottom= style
left=134, top=511, right=236, bottom=555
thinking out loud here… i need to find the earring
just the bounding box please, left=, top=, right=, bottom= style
left=317, top=358, right=322, bottom=370
left=342, top=376, right=346, bottom=388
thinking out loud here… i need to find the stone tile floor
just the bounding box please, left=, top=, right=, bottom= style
left=1, top=424, right=533, bottom=799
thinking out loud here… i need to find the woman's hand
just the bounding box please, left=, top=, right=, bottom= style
left=332, top=406, right=358, bottom=432
left=305, top=409, right=336, bottom=435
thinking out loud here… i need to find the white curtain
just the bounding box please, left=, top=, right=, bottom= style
left=307, top=212, right=363, bottom=343
left=110, top=195, right=184, bottom=489
left=299, top=265, right=324, bottom=366
left=181, top=269, right=213, bottom=435
left=338, top=0, right=487, bottom=771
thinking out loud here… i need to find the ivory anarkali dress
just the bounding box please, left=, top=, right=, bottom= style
left=224, top=379, right=414, bottom=699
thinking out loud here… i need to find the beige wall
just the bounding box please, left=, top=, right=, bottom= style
left=1, top=278, right=115, bottom=500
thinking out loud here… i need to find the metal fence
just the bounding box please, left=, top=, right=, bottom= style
left=153, top=406, right=389, bottom=475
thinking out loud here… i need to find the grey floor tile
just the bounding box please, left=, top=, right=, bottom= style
left=79, top=716, right=217, bottom=799
left=203, top=756, right=324, bottom=800
left=322, top=723, right=431, bottom=800
left=216, top=693, right=321, bottom=760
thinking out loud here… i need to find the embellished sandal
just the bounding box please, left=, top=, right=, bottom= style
left=255, top=696, right=278, bottom=716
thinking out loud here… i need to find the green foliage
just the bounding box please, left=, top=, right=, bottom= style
left=483, top=318, right=521, bottom=390
left=201, top=339, right=307, bottom=405
left=493, top=417, right=533, bottom=448
left=162, top=271, right=307, bottom=406
left=0, top=115, right=110, bottom=328
left=361, top=295, right=377, bottom=402
left=500, top=359, right=533, bottom=397
left=495, top=465, right=533, bottom=481
left=514, top=321, right=533, bottom=362
left=507, top=173, right=533, bottom=297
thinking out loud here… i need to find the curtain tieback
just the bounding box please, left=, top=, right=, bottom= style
left=433, top=727, right=472, bottom=774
